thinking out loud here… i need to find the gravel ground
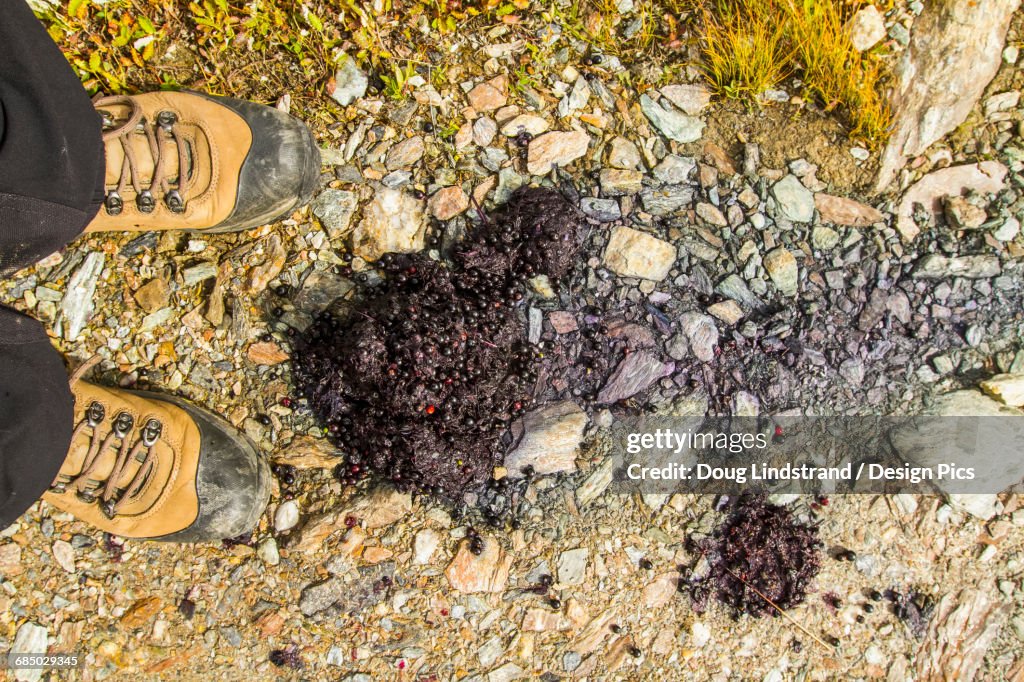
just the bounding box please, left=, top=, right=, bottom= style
left=2, top=3, right=1024, bottom=680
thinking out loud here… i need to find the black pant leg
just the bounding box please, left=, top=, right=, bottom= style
left=0, top=0, right=105, bottom=276
left=0, top=306, right=73, bottom=529
left=0, top=1, right=100, bottom=527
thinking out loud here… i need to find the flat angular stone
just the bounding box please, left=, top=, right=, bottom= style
left=597, top=350, right=674, bottom=404
left=11, top=622, right=48, bottom=682
left=558, top=75, right=591, bottom=117
left=607, top=137, right=642, bottom=169
left=330, top=54, right=367, bottom=106
left=352, top=188, right=427, bottom=261
left=640, top=186, right=694, bottom=216
left=696, top=202, right=727, bottom=227
left=912, top=254, right=1001, bottom=279
left=445, top=536, right=512, bottom=593
left=579, top=197, right=621, bottom=222
left=771, top=175, right=815, bottom=223
left=680, top=312, right=718, bottom=362
left=500, top=114, right=549, bottom=137
left=979, top=373, right=1024, bottom=407
left=385, top=136, right=425, bottom=170
left=640, top=94, right=704, bottom=143
left=652, top=154, right=696, bottom=184
left=505, top=401, right=587, bottom=476
left=599, top=169, right=643, bottom=196
left=60, top=252, right=105, bottom=341
left=916, top=585, right=1011, bottom=680
left=764, top=247, right=799, bottom=296
left=659, top=84, right=711, bottom=115
left=557, top=548, right=589, bottom=586
left=814, top=193, right=884, bottom=226
left=707, top=300, right=743, bottom=325
left=715, top=274, right=764, bottom=311
left=133, top=278, right=170, bottom=313
left=849, top=5, right=886, bottom=51
left=312, top=189, right=359, bottom=238
left=428, top=185, right=469, bottom=220
left=467, top=75, right=508, bottom=112
left=548, top=311, right=578, bottom=334
left=526, top=131, right=590, bottom=176
left=896, top=162, right=1007, bottom=241
left=602, top=226, right=676, bottom=280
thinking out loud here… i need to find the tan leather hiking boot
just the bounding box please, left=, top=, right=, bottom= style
left=44, top=380, right=270, bottom=541
left=86, top=91, right=320, bottom=233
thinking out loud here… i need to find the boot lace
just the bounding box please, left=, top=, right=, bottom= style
left=50, top=359, right=165, bottom=519
left=96, top=95, right=193, bottom=216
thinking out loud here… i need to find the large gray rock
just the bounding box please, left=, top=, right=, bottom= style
left=60, top=252, right=105, bottom=341
left=312, top=189, right=359, bottom=238
left=11, top=622, right=48, bottom=682
left=504, top=401, right=588, bottom=477
left=640, top=95, right=704, bottom=143
left=771, top=175, right=815, bottom=223
left=890, top=391, right=1024, bottom=518
left=876, top=0, right=1020, bottom=191
left=351, top=187, right=427, bottom=261
left=330, top=54, right=368, bottom=106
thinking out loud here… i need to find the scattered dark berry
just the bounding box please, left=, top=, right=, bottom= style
left=423, top=121, right=435, bottom=133
left=548, top=597, right=561, bottom=609
left=539, top=574, right=553, bottom=587
left=274, top=284, right=290, bottom=297
left=610, top=623, right=622, bottom=634
left=639, top=558, right=653, bottom=570
left=869, top=589, right=883, bottom=602
left=628, top=646, right=642, bottom=658
left=177, top=598, right=195, bottom=619
left=863, top=603, right=875, bottom=614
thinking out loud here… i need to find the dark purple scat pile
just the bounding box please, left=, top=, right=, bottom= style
left=690, top=494, right=822, bottom=617
left=291, top=187, right=586, bottom=499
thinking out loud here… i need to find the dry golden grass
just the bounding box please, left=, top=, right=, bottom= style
left=782, top=0, right=892, bottom=143
left=687, top=0, right=892, bottom=144
left=696, top=0, right=792, bottom=100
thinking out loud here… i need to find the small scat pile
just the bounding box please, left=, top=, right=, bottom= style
left=292, top=187, right=586, bottom=500
left=689, top=495, right=822, bottom=618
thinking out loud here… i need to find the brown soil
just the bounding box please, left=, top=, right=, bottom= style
left=697, top=99, right=879, bottom=195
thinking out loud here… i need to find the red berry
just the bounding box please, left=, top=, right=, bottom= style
left=426, top=405, right=436, bottom=415
left=774, top=425, right=783, bottom=436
